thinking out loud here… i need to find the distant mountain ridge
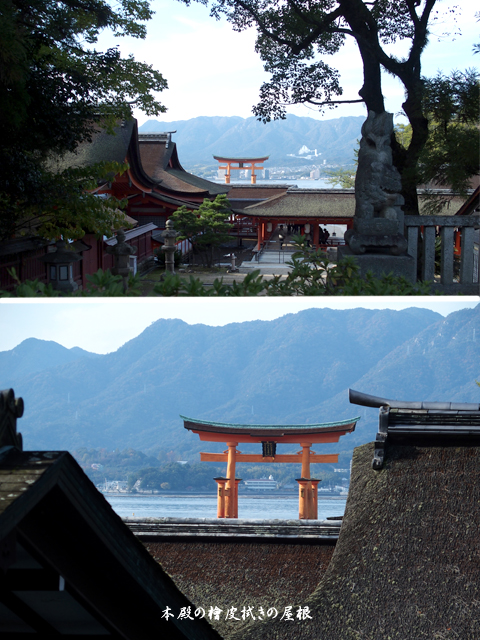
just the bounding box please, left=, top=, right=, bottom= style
left=5, top=306, right=480, bottom=461
left=0, top=338, right=99, bottom=389
left=139, top=114, right=364, bottom=167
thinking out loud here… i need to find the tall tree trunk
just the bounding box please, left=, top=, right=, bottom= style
left=396, top=80, right=429, bottom=216
left=340, top=0, right=385, bottom=114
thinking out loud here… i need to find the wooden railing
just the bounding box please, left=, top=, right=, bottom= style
left=404, top=215, right=480, bottom=294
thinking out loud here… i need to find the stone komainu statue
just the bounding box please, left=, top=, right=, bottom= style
left=345, top=111, right=407, bottom=256
left=0, top=389, right=23, bottom=450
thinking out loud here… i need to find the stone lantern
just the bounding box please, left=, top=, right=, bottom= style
left=39, top=240, right=82, bottom=293
left=105, top=230, right=137, bottom=292
left=161, top=218, right=178, bottom=274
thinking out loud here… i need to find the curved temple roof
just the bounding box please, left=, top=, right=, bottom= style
left=213, top=155, right=269, bottom=163
left=182, top=415, right=359, bottom=439
left=349, top=388, right=480, bottom=411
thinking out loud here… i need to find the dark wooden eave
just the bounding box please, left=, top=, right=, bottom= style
left=349, top=388, right=480, bottom=470
left=0, top=447, right=220, bottom=640
left=455, top=185, right=480, bottom=216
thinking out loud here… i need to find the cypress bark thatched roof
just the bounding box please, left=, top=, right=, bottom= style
left=232, top=441, right=480, bottom=639
left=145, top=540, right=335, bottom=639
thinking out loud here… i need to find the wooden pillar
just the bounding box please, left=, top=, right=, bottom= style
left=300, top=443, right=312, bottom=479
left=296, top=478, right=309, bottom=519
left=313, top=223, right=320, bottom=248
left=300, top=443, right=312, bottom=519
left=310, top=479, right=321, bottom=520
left=225, top=442, right=238, bottom=518
left=251, top=164, right=257, bottom=184
left=257, top=222, right=262, bottom=252
left=234, top=478, right=242, bottom=518
left=225, top=163, right=231, bottom=184
left=454, top=229, right=461, bottom=256
left=214, top=477, right=227, bottom=518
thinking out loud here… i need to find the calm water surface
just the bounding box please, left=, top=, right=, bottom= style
left=106, top=494, right=346, bottom=520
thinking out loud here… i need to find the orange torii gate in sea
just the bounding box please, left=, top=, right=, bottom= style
left=182, top=416, right=359, bottom=520
left=213, top=155, right=269, bottom=184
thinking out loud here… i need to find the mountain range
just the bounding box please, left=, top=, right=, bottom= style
left=138, top=114, right=364, bottom=168
left=2, top=305, right=480, bottom=461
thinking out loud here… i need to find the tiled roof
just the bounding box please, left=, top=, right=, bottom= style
left=49, top=120, right=135, bottom=172
left=50, top=121, right=228, bottom=200
left=417, top=192, right=471, bottom=216
left=239, top=189, right=470, bottom=219
left=0, top=449, right=61, bottom=522
left=104, top=223, right=158, bottom=245
left=243, top=190, right=355, bottom=219
left=138, top=138, right=228, bottom=197
left=167, top=169, right=228, bottom=196
left=227, top=185, right=289, bottom=200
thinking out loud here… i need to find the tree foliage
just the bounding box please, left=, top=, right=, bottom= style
left=0, top=161, right=132, bottom=242
left=324, top=143, right=358, bottom=188
left=182, top=0, right=465, bottom=213
left=154, top=236, right=432, bottom=296
left=0, top=238, right=434, bottom=297
left=394, top=69, right=479, bottom=213
left=169, top=194, right=234, bottom=267
left=136, top=463, right=223, bottom=491
left=0, top=266, right=142, bottom=297
left=0, top=0, right=167, bottom=240
left=418, top=69, right=479, bottom=211
left=324, top=168, right=356, bottom=188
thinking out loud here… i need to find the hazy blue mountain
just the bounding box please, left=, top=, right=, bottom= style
left=139, top=114, right=364, bottom=167
left=0, top=338, right=99, bottom=390
left=5, top=306, right=465, bottom=458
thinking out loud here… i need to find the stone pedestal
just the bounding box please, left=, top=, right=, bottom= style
left=296, top=478, right=310, bottom=520
left=310, top=479, right=321, bottom=520
left=162, top=219, right=177, bottom=274
left=214, top=477, right=228, bottom=518
left=337, top=245, right=416, bottom=283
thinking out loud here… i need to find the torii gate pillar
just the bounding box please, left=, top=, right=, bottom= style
left=182, top=414, right=359, bottom=520
left=214, top=156, right=269, bottom=185
left=225, top=442, right=238, bottom=518
left=214, top=477, right=227, bottom=517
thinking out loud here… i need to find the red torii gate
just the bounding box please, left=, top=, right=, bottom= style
left=213, top=155, right=269, bottom=185
left=182, top=416, right=359, bottom=520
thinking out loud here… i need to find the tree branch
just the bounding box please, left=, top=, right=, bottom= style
left=307, top=98, right=364, bottom=105
left=231, top=0, right=344, bottom=55
left=404, top=0, right=420, bottom=27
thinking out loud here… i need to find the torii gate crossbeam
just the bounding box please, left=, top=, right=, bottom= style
left=213, top=155, right=269, bottom=185
left=182, top=416, right=359, bottom=520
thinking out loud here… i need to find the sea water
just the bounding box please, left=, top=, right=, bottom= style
left=105, top=494, right=346, bottom=520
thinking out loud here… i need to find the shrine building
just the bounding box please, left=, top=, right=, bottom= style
left=240, top=189, right=355, bottom=250
left=182, top=415, right=359, bottom=520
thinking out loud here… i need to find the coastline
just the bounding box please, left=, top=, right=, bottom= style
left=102, top=491, right=348, bottom=500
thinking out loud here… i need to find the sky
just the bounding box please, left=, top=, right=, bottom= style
left=0, top=298, right=478, bottom=355
left=94, top=0, right=480, bottom=125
